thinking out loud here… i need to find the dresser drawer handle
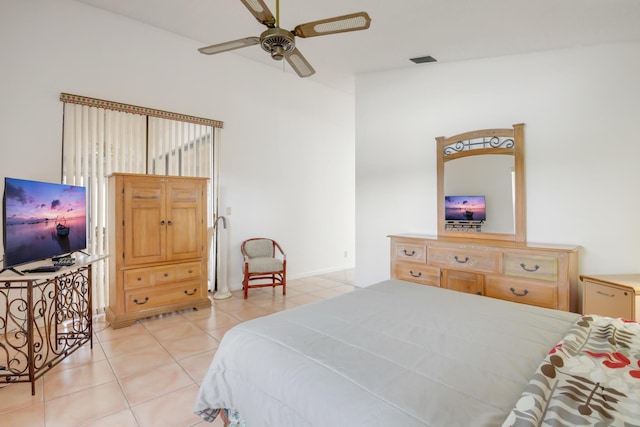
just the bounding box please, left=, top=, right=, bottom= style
left=510, top=287, right=529, bottom=297
left=136, top=277, right=142, bottom=281
left=520, top=263, right=540, bottom=272
left=164, top=273, right=169, bottom=277
left=133, top=297, right=149, bottom=305
left=454, top=256, right=470, bottom=263
left=184, top=288, right=197, bottom=296
left=409, top=270, right=422, bottom=278
left=188, top=269, right=193, bottom=274
left=403, top=249, right=416, bottom=256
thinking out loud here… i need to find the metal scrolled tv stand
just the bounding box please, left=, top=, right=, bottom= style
left=0, top=255, right=106, bottom=394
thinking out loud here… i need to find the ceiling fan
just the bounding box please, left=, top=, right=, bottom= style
left=198, top=0, right=371, bottom=78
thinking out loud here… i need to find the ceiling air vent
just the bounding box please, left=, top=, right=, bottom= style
left=410, top=55, right=437, bottom=64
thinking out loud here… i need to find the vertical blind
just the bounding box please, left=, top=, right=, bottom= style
left=60, top=93, right=222, bottom=313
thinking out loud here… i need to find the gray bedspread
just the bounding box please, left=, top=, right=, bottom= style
left=194, top=279, right=580, bottom=426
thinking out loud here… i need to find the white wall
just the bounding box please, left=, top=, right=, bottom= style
left=355, top=41, right=640, bottom=286
left=0, top=0, right=355, bottom=289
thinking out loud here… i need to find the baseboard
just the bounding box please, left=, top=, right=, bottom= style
left=287, top=265, right=355, bottom=280
left=222, top=266, right=355, bottom=292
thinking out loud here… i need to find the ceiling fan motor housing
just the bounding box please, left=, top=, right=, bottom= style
left=260, top=27, right=295, bottom=60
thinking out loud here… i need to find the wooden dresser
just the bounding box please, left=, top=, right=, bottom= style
left=581, top=274, right=640, bottom=320
left=389, top=234, right=581, bottom=312
left=106, top=173, right=210, bottom=329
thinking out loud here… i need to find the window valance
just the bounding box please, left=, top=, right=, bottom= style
left=59, top=93, right=223, bottom=129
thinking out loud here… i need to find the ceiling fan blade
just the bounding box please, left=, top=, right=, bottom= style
left=285, top=48, right=315, bottom=78
left=198, top=37, right=260, bottom=55
left=293, top=11, right=371, bottom=38
left=240, top=0, right=276, bottom=27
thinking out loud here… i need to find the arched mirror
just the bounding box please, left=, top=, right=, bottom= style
left=435, top=123, right=525, bottom=242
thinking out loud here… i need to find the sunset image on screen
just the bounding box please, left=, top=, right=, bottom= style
left=4, top=178, right=87, bottom=267
left=444, top=196, right=486, bottom=221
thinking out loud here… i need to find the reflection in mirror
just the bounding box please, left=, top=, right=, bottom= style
left=444, top=154, right=514, bottom=234
left=436, top=124, right=525, bottom=242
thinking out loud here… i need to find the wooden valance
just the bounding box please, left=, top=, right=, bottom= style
left=60, top=93, right=223, bottom=129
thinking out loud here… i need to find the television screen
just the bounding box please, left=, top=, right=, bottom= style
left=444, top=195, right=486, bottom=221
left=3, top=177, right=87, bottom=268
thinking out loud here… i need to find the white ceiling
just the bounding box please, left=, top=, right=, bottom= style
left=74, top=0, right=640, bottom=92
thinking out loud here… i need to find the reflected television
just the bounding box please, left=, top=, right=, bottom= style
left=444, top=195, right=486, bottom=222
left=3, top=177, right=87, bottom=269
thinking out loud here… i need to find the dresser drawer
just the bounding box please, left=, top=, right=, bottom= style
left=442, top=269, right=484, bottom=295
left=428, top=246, right=502, bottom=273
left=125, top=282, right=203, bottom=312
left=504, top=254, right=558, bottom=282
left=388, top=234, right=580, bottom=313
left=583, top=280, right=633, bottom=319
left=485, top=276, right=557, bottom=309
left=392, top=262, right=440, bottom=287
left=393, top=242, right=427, bottom=263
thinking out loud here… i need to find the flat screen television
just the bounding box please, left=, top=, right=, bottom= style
left=3, top=177, right=87, bottom=270
left=444, top=195, right=486, bottom=222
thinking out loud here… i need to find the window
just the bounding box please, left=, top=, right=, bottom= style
left=60, top=93, right=222, bottom=312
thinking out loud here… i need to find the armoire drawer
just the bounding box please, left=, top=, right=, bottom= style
left=176, top=262, right=201, bottom=281
left=392, top=262, right=440, bottom=287
left=485, top=276, right=557, bottom=309
left=428, top=246, right=502, bottom=274
left=124, top=269, right=152, bottom=289
left=151, top=265, right=178, bottom=285
left=123, top=262, right=200, bottom=290
left=125, top=282, right=202, bottom=312
left=504, top=254, right=558, bottom=282
left=124, top=265, right=177, bottom=290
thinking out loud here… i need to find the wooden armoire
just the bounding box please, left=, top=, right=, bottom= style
left=106, top=173, right=210, bottom=329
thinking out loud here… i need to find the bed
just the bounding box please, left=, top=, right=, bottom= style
left=193, top=279, right=640, bottom=426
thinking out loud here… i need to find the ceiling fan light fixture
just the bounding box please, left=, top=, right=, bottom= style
left=271, top=45, right=285, bottom=60
left=260, top=28, right=295, bottom=60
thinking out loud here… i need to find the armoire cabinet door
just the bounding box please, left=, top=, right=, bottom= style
left=123, top=177, right=167, bottom=265
left=166, top=180, right=204, bottom=261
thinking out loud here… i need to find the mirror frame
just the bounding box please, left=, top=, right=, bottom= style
left=436, top=123, right=525, bottom=242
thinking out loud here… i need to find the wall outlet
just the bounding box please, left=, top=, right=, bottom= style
left=344, top=251, right=348, bottom=258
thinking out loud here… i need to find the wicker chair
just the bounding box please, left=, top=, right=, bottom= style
left=241, top=238, right=286, bottom=299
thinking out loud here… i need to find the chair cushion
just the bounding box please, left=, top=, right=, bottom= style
left=247, top=257, right=283, bottom=274
left=244, top=239, right=274, bottom=258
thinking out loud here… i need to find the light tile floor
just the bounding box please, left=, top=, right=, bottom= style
left=0, top=270, right=355, bottom=427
